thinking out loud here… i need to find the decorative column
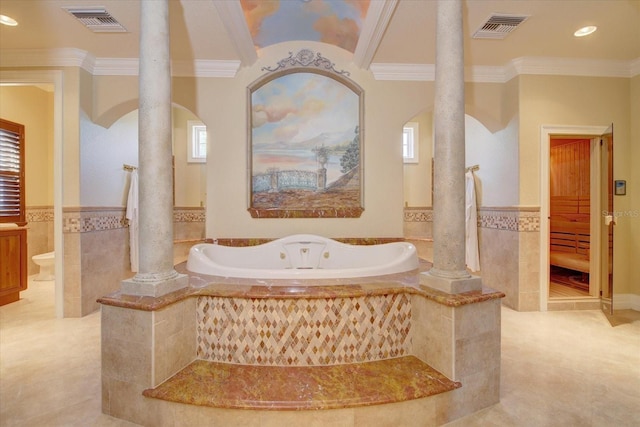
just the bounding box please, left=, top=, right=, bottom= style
left=422, top=0, right=481, bottom=293
left=121, top=0, right=188, bottom=297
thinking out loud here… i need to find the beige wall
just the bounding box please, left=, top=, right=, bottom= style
left=403, top=110, right=433, bottom=207
left=0, top=85, right=54, bottom=206
left=172, top=107, right=206, bottom=208
left=630, top=75, right=640, bottom=296
left=519, top=75, right=635, bottom=296
left=85, top=42, right=532, bottom=241
left=519, top=75, right=631, bottom=205
left=8, top=45, right=633, bottom=308
left=173, top=41, right=438, bottom=239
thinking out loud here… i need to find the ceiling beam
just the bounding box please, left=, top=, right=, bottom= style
left=352, top=0, right=398, bottom=70
left=211, top=0, right=257, bottom=67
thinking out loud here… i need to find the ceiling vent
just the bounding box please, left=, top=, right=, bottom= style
left=63, top=7, right=127, bottom=33
left=473, top=13, right=529, bottom=40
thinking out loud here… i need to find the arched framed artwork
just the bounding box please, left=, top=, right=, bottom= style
left=247, top=49, right=364, bottom=218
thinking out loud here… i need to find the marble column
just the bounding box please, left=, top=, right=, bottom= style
left=422, top=0, right=481, bottom=293
left=121, top=0, right=188, bottom=297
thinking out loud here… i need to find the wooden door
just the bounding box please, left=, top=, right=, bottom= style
left=600, top=125, right=614, bottom=315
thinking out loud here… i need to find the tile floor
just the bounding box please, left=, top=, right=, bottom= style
left=1, top=277, right=638, bottom=427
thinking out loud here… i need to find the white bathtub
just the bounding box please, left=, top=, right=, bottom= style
left=186, top=234, right=419, bottom=279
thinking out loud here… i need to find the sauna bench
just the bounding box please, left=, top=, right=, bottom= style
left=550, top=219, right=590, bottom=273
left=142, top=356, right=461, bottom=410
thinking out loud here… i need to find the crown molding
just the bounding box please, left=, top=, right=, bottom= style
left=172, top=59, right=242, bottom=78
left=371, top=57, right=640, bottom=82
left=92, top=58, right=138, bottom=75
left=510, top=57, right=636, bottom=79
left=0, top=48, right=94, bottom=70
left=0, top=48, right=241, bottom=77
left=2, top=48, right=636, bottom=80
left=626, top=58, right=639, bottom=78
left=369, top=63, right=435, bottom=81
left=353, top=0, right=398, bottom=70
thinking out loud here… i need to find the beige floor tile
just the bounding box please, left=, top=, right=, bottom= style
left=1, top=277, right=638, bottom=427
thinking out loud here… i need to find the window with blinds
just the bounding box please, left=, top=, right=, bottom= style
left=0, top=119, right=25, bottom=225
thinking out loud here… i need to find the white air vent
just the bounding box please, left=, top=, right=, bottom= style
left=473, top=13, right=529, bottom=40
left=63, top=7, right=127, bottom=33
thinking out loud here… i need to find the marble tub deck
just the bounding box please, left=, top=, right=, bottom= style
left=99, top=260, right=502, bottom=311
left=99, top=260, right=503, bottom=415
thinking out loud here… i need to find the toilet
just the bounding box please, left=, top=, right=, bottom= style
left=32, top=251, right=55, bottom=281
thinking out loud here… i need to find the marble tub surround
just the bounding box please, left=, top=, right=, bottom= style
left=98, top=259, right=504, bottom=311
left=213, top=236, right=405, bottom=247
left=99, top=260, right=504, bottom=426
left=196, top=293, right=412, bottom=366
left=143, top=357, right=461, bottom=410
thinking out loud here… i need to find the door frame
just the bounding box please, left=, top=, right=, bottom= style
left=0, top=70, right=65, bottom=318
left=539, top=125, right=608, bottom=311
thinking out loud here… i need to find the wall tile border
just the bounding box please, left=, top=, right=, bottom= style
left=174, top=207, right=205, bottom=223
left=62, top=206, right=206, bottom=233
left=26, top=206, right=54, bottom=222
left=403, top=206, right=540, bottom=232
left=404, top=207, right=433, bottom=222
left=478, top=207, right=540, bottom=232
left=62, top=207, right=127, bottom=233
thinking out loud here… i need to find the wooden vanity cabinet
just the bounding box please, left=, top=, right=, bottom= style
left=0, top=228, right=27, bottom=306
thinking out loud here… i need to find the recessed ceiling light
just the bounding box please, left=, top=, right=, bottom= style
left=0, top=14, right=18, bottom=26
left=574, top=26, right=597, bottom=37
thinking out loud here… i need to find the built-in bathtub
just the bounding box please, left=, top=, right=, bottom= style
left=186, top=234, right=419, bottom=279
left=99, top=236, right=504, bottom=426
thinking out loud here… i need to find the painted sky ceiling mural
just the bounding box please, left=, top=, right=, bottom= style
left=240, top=0, right=371, bottom=53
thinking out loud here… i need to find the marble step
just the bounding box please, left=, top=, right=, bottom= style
left=143, top=356, right=460, bottom=411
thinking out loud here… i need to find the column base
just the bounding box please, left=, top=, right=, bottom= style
left=420, top=271, right=482, bottom=294
left=121, top=271, right=189, bottom=297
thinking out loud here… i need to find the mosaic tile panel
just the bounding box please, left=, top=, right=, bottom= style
left=63, top=209, right=127, bottom=233
left=403, top=207, right=539, bottom=232
left=61, top=207, right=206, bottom=233
left=404, top=208, right=433, bottom=222
left=196, top=294, right=412, bottom=366
left=26, top=207, right=54, bottom=222
left=478, top=208, right=540, bottom=232
left=174, top=208, right=205, bottom=223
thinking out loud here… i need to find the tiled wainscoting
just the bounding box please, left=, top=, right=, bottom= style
left=26, top=207, right=54, bottom=276
left=63, top=207, right=130, bottom=317
left=404, top=206, right=541, bottom=311
left=26, top=206, right=206, bottom=317
left=478, top=207, right=540, bottom=311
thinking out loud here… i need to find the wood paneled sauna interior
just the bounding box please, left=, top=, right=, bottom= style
left=549, top=138, right=591, bottom=296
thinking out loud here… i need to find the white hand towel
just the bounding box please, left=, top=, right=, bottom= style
left=126, top=170, right=139, bottom=272
left=465, top=171, right=480, bottom=272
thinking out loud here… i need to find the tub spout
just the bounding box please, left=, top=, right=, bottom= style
left=300, top=247, right=310, bottom=268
